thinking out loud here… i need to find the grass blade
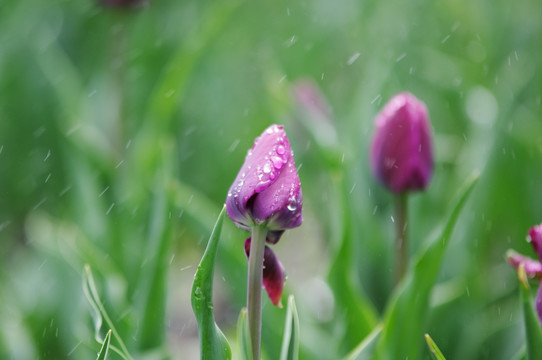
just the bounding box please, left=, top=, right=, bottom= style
left=343, top=324, right=382, bottom=360
left=280, top=295, right=300, bottom=360
left=425, top=333, right=446, bottom=360
left=82, top=265, right=133, bottom=360
left=237, top=308, right=252, bottom=360
left=517, top=264, right=542, bottom=360
left=96, top=330, right=112, bottom=360
left=191, top=206, right=232, bottom=360
left=375, top=172, right=479, bottom=360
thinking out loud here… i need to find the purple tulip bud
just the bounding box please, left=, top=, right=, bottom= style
left=226, top=124, right=303, bottom=235
left=370, top=92, right=434, bottom=194
left=245, top=238, right=285, bottom=307
left=537, top=284, right=542, bottom=324
left=528, top=224, right=542, bottom=260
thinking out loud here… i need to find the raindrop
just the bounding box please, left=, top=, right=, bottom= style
left=271, top=156, right=284, bottom=169
left=99, top=186, right=110, bottom=198
left=347, top=52, right=360, bottom=65
left=106, top=203, right=115, bottom=215
left=194, top=287, right=203, bottom=299
left=44, top=150, right=51, bottom=162
left=287, top=202, right=297, bottom=212
left=263, top=163, right=271, bottom=173
left=276, top=145, right=286, bottom=155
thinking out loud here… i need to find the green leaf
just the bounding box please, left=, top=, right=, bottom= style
left=374, top=172, right=479, bottom=360
left=343, top=324, right=382, bottom=360
left=96, top=330, right=112, bottom=360
left=328, top=173, right=378, bottom=353
left=237, top=308, right=252, bottom=360
left=82, top=265, right=133, bottom=360
left=425, top=333, right=446, bottom=360
left=280, top=295, right=300, bottom=360
left=191, top=206, right=232, bottom=360
left=517, top=264, right=542, bottom=360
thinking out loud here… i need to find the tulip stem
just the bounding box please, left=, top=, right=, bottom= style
left=247, top=225, right=267, bottom=360
left=394, top=193, right=409, bottom=286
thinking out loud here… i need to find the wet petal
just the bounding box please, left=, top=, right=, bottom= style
left=245, top=238, right=286, bottom=307
left=226, top=124, right=303, bottom=232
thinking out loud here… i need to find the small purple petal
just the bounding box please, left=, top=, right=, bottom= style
left=226, top=124, right=303, bottom=232
left=506, top=250, right=542, bottom=277
left=370, top=92, right=434, bottom=194
left=245, top=238, right=286, bottom=307
left=528, top=224, right=542, bottom=261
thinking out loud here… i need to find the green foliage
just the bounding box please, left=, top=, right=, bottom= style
left=191, top=207, right=232, bottom=360
left=374, top=173, right=478, bottom=360
left=280, top=296, right=300, bottom=360
left=425, top=334, right=447, bottom=360
left=1, top=0, right=542, bottom=358
left=517, top=265, right=542, bottom=360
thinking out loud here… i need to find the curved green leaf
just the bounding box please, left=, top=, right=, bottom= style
left=518, top=264, right=542, bottom=360
left=343, top=324, right=382, bottom=360
left=280, top=295, right=300, bottom=360
left=237, top=308, right=252, bottom=360
left=375, top=172, right=479, bottom=360
left=425, top=333, right=446, bottom=360
left=96, top=330, right=112, bottom=360
left=191, top=206, right=232, bottom=360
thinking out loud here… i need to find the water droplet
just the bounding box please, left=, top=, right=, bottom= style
left=276, top=145, right=285, bottom=155
left=271, top=156, right=284, bottom=169
left=287, top=202, right=297, bottom=211
left=194, top=287, right=203, bottom=299
left=263, top=163, right=271, bottom=173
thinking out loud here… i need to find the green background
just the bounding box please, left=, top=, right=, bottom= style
left=1, top=0, right=541, bottom=358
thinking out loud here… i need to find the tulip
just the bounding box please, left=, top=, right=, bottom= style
left=370, top=92, right=434, bottom=194
left=370, top=92, right=434, bottom=285
left=226, top=124, right=302, bottom=360
left=507, top=223, right=542, bottom=323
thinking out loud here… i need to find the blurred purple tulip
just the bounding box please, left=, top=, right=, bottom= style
left=226, top=124, right=303, bottom=234
left=507, top=223, right=542, bottom=323
left=370, top=92, right=434, bottom=194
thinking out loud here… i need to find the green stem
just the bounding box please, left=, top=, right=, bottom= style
left=394, top=193, right=409, bottom=286
left=247, top=225, right=267, bottom=360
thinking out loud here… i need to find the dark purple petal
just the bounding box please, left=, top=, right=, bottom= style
left=528, top=224, right=542, bottom=261
left=245, top=238, right=286, bottom=307
left=370, top=92, right=434, bottom=194
left=506, top=250, right=542, bottom=277
left=226, top=124, right=303, bottom=232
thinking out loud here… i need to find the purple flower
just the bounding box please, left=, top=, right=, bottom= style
left=226, top=124, right=303, bottom=233
left=507, top=223, right=542, bottom=323
left=226, top=124, right=302, bottom=306
left=370, top=92, right=434, bottom=194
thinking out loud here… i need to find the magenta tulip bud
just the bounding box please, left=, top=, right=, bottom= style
left=226, top=124, right=303, bottom=235
left=245, top=238, right=285, bottom=307
left=528, top=224, right=542, bottom=260
left=370, top=92, right=434, bottom=194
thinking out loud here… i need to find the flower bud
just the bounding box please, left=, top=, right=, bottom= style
left=528, top=224, right=542, bottom=260
left=370, top=92, right=434, bottom=194
left=226, top=124, right=303, bottom=236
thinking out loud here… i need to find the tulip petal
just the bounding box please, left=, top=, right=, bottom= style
left=528, top=224, right=542, bottom=261
left=226, top=124, right=303, bottom=232
left=245, top=238, right=285, bottom=307
left=507, top=250, right=542, bottom=277
left=537, top=283, right=542, bottom=324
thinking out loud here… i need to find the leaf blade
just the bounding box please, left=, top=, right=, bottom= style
left=191, top=206, right=232, bottom=360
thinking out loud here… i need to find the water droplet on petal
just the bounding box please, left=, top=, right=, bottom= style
left=263, top=163, right=271, bottom=173
left=287, top=203, right=297, bottom=211
left=271, top=156, right=284, bottom=169
left=276, top=145, right=285, bottom=155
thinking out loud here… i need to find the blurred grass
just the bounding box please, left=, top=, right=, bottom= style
left=1, top=0, right=542, bottom=358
